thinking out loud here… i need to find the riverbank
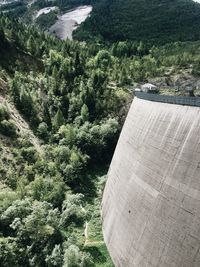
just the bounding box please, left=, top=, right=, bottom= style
left=49, top=5, right=92, bottom=40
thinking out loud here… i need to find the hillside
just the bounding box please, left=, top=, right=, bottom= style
left=74, top=0, right=200, bottom=43
left=0, top=15, right=131, bottom=267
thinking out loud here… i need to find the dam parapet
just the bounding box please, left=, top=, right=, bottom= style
left=135, top=91, right=200, bottom=107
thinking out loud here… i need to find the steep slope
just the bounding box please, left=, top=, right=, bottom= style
left=0, top=78, right=42, bottom=152
left=74, top=0, right=200, bottom=43
left=0, top=16, right=131, bottom=267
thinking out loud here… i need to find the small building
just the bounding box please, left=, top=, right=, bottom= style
left=141, top=83, right=158, bottom=93
left=134, top=88, right=141, bottom=92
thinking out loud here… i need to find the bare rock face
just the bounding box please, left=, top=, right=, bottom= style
left=102, top=97, right=200, bottom=267
left=149, top=74, right=200, bottom=90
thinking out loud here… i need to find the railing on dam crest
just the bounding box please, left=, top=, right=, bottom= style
left=135, top=92, right=200, bottom=107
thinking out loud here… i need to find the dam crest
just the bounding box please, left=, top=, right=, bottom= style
left=102, top=94, right=200, bottom=267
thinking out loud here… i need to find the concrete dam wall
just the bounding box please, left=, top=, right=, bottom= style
left=102, top=96, right=200, bottom=267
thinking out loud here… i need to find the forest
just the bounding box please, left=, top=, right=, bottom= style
left=0, top=15, right=130, bottom=267
left=74, top=0, right=200, bottom=43
left=4, top=0, right=200, bottom=44
left=2, top=1, right=200, bottom=266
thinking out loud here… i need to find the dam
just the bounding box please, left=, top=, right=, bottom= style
left=102, top=93, right=200, bottom=267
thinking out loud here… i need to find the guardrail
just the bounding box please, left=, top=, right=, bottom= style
left=135, top=92, right=200, bottom=107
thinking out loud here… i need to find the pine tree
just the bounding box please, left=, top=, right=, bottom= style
left=10, top=78, right=20, bottom=107
left=53, top=108, right=65, bottom=130
left=0, top=27, right=6, bottom=49
left=43, top=104, right=52, bottom=129
left=74, top=51, right=83, bottom=76
left=27, top=35, right=35, bottom=55
left=81, top=104, right=89, bottom=123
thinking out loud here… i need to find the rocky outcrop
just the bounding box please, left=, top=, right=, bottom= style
left=148, top=73, right=200, bottom=91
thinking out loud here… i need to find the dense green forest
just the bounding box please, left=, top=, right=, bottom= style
left=0, top=15, right=131, bottom=267
left=74, top=0, right=200, bottom=43
left=3, top=0, right=200, bottom=44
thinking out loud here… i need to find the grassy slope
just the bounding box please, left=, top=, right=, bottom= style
left=83, top=172, right=114, bottom=266
left=68, top=166, right=114, bottom=266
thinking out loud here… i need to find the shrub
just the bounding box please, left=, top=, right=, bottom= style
left=0, top=120, right=16, bottom=137
left=20, top=147, right=38, bottom=163
left=0, top=104, right=9, bottom=121
left=37, top=122, right=48, bottom=139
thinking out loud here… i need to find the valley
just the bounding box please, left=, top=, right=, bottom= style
left=1, top=0, right=200, bottom=267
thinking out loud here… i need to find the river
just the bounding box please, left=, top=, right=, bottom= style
left=36, top=6, right=58, bottom=18
left=49, top=5, right=92, bottom=40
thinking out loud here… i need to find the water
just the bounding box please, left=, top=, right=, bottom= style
left=0, top=0, right=18, bottom=6
left=36, top=6, right=58, bottom=18
left=49, top=5, right=92, bottom=40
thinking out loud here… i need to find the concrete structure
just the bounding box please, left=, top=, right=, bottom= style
left=134, top=88, right=141, bottom=92
left=141, top=83, right=158, bottom=92
left=135, top=92, right=200, bottom=107
left=102, top=95, right=200, bottom=267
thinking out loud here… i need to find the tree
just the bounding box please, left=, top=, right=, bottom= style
left=19, top=88, right=39, bottom=127
left=27, top=35, right=35, bottom=55
left=37, top=122, right=48, bottom=139
left=30, top=175, right=66, bottom=208
left=53, top=108, right=65, bottom=131
left=95, top=50, right=112, bottom=69
left=1, top=199, right=32, bottom=227
left=58, top=125, right=76, bottom=147
left=43, top=103, right=52, bottom=129
left=0, top=120, right=17, bottom=138
left=74, top=51, right=83, bottom=76
left=0, top=239, right=18, bottom=267
left=45, top=244, right=63, bottom=267
left=0, top=104, right=9, bottom=121
left=63, top=245, right=94, bottom=267
left=10, top=77, right=20, bottom=107
left=81, top=104, right=89, bottom=123
left=52, top=65, right=59, bottom=80
left=9, top=201, right=62, bottom=267
left=0, top=27, right=7, bottom=50
left=60, top=194, right=86, bottom=227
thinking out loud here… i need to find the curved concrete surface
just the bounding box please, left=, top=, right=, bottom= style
left=102, top=97, right=200, bottom=267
